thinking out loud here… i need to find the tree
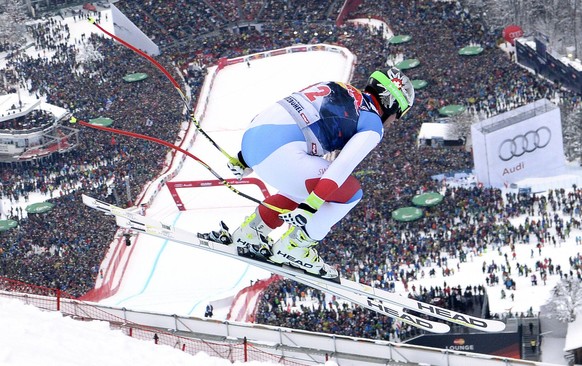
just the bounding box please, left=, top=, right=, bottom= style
left=0, top=0, right=29, bottom=49
left=544, top=277, right=582, bottom=323
left=462, top=0, right=580, bottom=58
left=76, top=41, right=105, bottom=66
left=561, top=105, right=582, bottom=165
left=449, top=110, right=478, bottom=150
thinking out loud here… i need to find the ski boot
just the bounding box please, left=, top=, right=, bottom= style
left=232, top=210, right=274, bottom=259
left=199, top=221, right=233, bottom=244
left=269, top=226, right=338, bottom=279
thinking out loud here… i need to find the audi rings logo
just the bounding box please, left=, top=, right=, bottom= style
left=498, top=127, right=551, bottom=161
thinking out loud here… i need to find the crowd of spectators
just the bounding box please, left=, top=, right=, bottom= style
left=0, top=41, right=12, bottom=53
left=113, top=0, right=341, bottom=49
left=0, top=109, right=55, bottom=130
left=28, top=17, right=72, bottom=51
left=0, top=0, right=581, bottom=339
left=255, top=277, right=491, bottom=342
left=1, top=14, right=187, bottom=296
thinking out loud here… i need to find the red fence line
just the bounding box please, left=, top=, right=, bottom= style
left=0, top=276, right=310, bottom=365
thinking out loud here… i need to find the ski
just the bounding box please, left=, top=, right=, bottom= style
left=83, top=195, right=505, bottom=333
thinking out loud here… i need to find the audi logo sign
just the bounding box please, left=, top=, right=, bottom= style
left=502, top=24, right=524, bottom=45
left=471, top=99, right=563, bottom=189
left=498, top=126, right=551, bottom=161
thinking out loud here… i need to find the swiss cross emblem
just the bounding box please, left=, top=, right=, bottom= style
left=391, top=77, right=403, bottom=89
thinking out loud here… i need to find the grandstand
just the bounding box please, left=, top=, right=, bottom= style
left=0, top=91, right=78, bottom=162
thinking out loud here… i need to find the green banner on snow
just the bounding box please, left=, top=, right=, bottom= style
left=412, top=79, right=428, bottom=90
left=396, top=58, right=420, bottom=70
left=389, top=35, right=412, bottom=44
left=438, top=105, right=466, bottom=116
left=412, top=192, right=444, bottom=207
left=0, top=219, right=18, bottom=231
left=123, top=73, right=149, bottom=82
left=459, top=45, right=484, bottom=56
left=89, top=117, right=114, bottom=126
left=391, top=207, right=423, bottom=222
left=25, top=202, right=55, bottom=214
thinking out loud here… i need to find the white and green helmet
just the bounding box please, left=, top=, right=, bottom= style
left=365, top=67, right=415, bottom=120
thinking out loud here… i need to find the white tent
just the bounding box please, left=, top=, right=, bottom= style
left=417, top=122, right=463, bottom=147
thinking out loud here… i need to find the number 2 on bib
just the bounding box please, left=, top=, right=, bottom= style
left=301, top=84, right=331, bottom=102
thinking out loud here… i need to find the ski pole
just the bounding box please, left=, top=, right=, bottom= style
left=87, top=17, right=240, bottom=167
left=69, top=116, right=287, bottom=214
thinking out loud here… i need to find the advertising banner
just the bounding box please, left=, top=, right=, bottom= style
left=515, top=39, right=582, bottom=94
left=406, top=331, right=521, bottom=358
left=110, top=4, right=159, bottom=56
left=502, top=24, right=524, bottom=45
left=471, top=99, right=564, bottom=188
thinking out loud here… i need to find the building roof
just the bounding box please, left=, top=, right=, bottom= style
left=0, top=91, right=41, bottom=122
left=564, top=315, right=582, bottom=351
left=417, top=122, right=459, bottom=140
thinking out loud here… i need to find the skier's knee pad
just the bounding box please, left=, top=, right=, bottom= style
left=306, top=176, right=362, bottom=204
left=258, top=194, right=298, bottom=229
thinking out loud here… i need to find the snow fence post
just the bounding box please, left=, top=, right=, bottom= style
left=56, top=289, right=61, bottom=311
left=244, top=337, right=248, bottom=362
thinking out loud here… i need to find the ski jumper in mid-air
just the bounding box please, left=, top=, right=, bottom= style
left=227, top=67, right=415, bottom=279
